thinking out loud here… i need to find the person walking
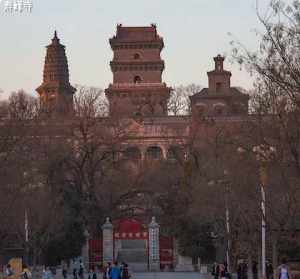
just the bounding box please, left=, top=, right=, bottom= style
left=266, top=261, right=273, bottom=279
left=103, top=263, right=111, bottom=279
left=212, top=263, right=220, bottom=279
left=110, top=262, right=121, bottom=279
left=78, top=267, right=84, bottom=279
left=252, top=261, right=258, bottom=279
left=120, top=263, right=124, bottom=279
left=21, top=265, right=32, bottom=279
left=219, top=264, right=227, bottom=279
left=92, top=268, right=97, bottom=279
left=73, top=268, right=78, bottom=279
left=62, top=266, right=68, bottom=279
left=121, top=264, right=130, bottom=279
left=78, top=260, right=84, bottom=279
left=224, top=262, right=231, bottom=279
left=238, top=261, right=248, bottom=279
left=5, top=264, right=14, bottom=278
left=42, top=267, right=53, bottom=279
left=278, top=259, right=290, bottom=279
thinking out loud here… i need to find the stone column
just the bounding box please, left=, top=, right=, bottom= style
left=148, top=216, right=160, bottom=271
left=102, top=217, right=114, bottom=265
left=81, top=229, right=90, bottom=268
left=161, top=146, right=167, bottom=159
left=140, top=146, right=146, bottom=161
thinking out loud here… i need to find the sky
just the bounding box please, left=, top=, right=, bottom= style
left=0, top=0, right=270, bottom=99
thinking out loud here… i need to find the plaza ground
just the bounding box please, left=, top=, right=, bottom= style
left=56, top=272, right=207, bottom=279
left=127, top=272, right=206, bottom=279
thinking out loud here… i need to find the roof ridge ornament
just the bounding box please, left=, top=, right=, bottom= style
left=52, top=30, right=60, bottom=45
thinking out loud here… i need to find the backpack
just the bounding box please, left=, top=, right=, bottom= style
left=7, top=268, right=14, bottom=277
left=279, top=267, right=289, bottom=279
left=22, top=272, right=29, bottom=279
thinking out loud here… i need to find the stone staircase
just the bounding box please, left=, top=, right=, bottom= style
left=116, top=240, right=148, bottom=271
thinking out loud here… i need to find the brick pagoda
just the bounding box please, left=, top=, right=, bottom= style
left=105, top=24, right=171, bottom=117
left=36, top=31, right=76, bottom=116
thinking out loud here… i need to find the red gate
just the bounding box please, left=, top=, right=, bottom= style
left=159, top=236, right=174, bottom=270
left=88, top=238, right=102, bottom=270
left=88, top=219, right=175, bottom=271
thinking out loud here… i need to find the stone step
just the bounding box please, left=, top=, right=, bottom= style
left=117, top=249, right=148, bottom=263
left=121, top=239, right=147, bottom=249
left=126, top=262, right=148, bottom=272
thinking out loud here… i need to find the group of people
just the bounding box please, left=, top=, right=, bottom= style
left=213, top=258, right=291, bottom=279
left=42, top=267, right=54, bottom=279
left=250, top=260, right=274, bottom=279
left=69, top=260, right=85, bottom=279
left=5, top=264, right=14, bottom=278
left=61, top=260, right=130, bottom=279
left=5, top=264, right=32, bottom=279
left=212, top=262, right=230, bottom=279
left=238, top=259, right=279, bottom=279
left=103, top=261, right=131, bottom=279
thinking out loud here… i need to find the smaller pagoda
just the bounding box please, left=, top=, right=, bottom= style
left=36, top=31, right=76, bottom=116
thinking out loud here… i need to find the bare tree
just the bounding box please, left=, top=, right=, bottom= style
left=229, top=1, right=300, bottom=268
left=168, top=84, right=202, bottom=115
left=8, top=90, right=39, bottom=120
left=74, top=85, right=108, bottom=118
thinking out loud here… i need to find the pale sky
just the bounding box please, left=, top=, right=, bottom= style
left=0, top=0, right=270, bottom=99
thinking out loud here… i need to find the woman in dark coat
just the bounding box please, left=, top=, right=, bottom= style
left=121, top=264, right=130, bottom=279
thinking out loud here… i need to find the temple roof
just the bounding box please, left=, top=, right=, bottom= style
left=190, top=87, right=249, bottom=100
left=111, top=24, right=163, bottom=42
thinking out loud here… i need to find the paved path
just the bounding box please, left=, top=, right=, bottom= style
left=51, top=272, right=208, bottom=279
left=30, top=270, right=211, bottom=279
left=129, top=272, right=204, bottom=279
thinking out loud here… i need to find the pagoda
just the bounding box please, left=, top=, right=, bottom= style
left=105, top=24, right=171, bottom=117
left=36, top=31, right=76, bottom=116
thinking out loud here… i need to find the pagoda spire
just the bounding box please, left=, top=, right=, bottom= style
left=36, top=31, right=76, bottom=117
left=51, top=30, right=60, bottom=44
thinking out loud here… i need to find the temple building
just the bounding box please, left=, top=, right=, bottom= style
left=190, top=54, right=249, bottom=117
left=33, top=26, right=249, bottom=271
left=1, top=25, right=250, bottom=271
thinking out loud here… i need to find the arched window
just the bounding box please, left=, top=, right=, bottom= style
left=134, top=76, right=142, bottom=84
left=124, top=147, right=142, bottom=160
left=167, top=146, right=184, bottom=162
left=134, top=53, right=141, bottom=60
left=213, top=103, right=226, bottom=115
left=146, top=146, right=163, bottom=160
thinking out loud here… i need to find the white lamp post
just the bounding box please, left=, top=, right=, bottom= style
left=223, top=170, right=231, bottom=274
left=238, top=144, right=276, bottom=279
